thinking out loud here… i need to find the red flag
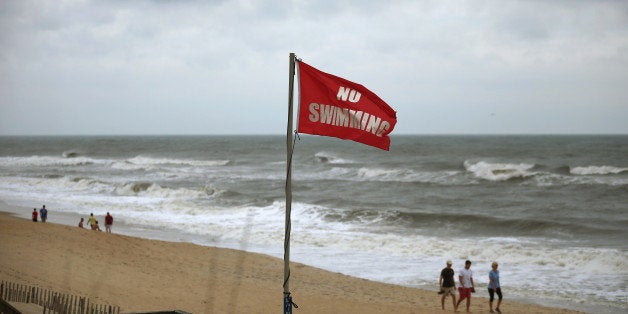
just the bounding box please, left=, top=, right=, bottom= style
left=297, top=61, right=397, bottom=150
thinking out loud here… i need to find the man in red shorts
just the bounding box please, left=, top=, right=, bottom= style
left=456, top=260, right=475, bottom=312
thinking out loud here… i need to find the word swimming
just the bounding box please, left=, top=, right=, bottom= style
left=306, top=102, right=391, bottom=137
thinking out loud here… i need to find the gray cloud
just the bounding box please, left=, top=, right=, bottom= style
left=1, top=0, right=627, bottom=135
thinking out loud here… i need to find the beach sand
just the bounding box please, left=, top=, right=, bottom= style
left=0, top=212, right=582, bottom=313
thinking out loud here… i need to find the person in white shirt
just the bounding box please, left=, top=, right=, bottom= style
left=456, top=260, right=475, bottom=312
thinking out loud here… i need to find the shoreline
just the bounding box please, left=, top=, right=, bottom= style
left=0, top=207, right=585, bottom=313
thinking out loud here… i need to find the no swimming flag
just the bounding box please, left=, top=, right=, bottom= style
left=297, top=61, right=397, bottom=151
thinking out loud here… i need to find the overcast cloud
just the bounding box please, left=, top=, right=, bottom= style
left=1, top=0, right=627, bottom=135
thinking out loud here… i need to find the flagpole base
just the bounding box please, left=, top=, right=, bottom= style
left=283, top=293, right=293, bottom=314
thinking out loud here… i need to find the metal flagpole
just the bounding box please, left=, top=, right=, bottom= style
left=283, top=52, right=296, bottom=314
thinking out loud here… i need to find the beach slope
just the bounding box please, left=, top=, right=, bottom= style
left=0, top=213, right=581, bottom=313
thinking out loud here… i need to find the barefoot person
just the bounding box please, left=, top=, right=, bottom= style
left=439, top=260, right=457, bottom=311
left=456, top=260, right=475, bottom=312
left=488, top=261, right=503, bottom=313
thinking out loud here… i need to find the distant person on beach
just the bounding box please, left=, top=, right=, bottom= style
left=39, top=205, right=48, bottom=223
left=78, top=217, right=84, bottom=228
left=92, top=220, right=102, bottom=231
left=439, top=260, right=457, bottom=311
left=32, top=208, right=38, bottom=222
left=488, top=261, right=502, bottom=313
left=105, top=212, right=113, bottom=233
left=456, top=260, right=475, bottom=312
left=88, top=213, right=96, bottom=228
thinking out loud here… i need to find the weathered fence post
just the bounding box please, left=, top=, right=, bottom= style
left=9, top=282, right=14, bottom=301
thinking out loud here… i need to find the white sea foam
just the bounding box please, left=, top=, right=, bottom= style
left=115, top=199, right=626, bottom=274
left=0, top=176, right=217, bottom=207
left=531, top=171, right=628, bottom=187
left=354, top=167, right=464, bottom=184
left=126, top=156, right=230, bottom=167
left=111, top=156, right=229, bottom=171
left=570, top=165, right=628, bottom=175
left=0, top=155, right=109, bottom=167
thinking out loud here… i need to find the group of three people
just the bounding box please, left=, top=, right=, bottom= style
left=439, top=259, right=502, bottom=313
left=78, top=212, right=114, bottom=233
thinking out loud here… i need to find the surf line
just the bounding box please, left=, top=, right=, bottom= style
left=305, top=102, right=391, bottom=137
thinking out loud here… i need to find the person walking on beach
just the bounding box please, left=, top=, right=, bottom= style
left=105, top=212, right=113, bottom=233
left=87, top=213, right=96, bottom=229
left=78, top=217, right=84, bottom=228
left=32, top=208, right=38, bottom=222
left=488, top=261, right=502, bottom=313
left=439, top=260, right=457, bottom=311
left=39, top=205, right=48, bottom=223
left=456, top=260, right=475, bottom=312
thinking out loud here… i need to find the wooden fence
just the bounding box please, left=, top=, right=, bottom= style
left=0, top=280, right=120, bottom=314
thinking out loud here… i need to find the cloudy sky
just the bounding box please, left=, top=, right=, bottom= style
left=1, top=0, right=627, bottom=135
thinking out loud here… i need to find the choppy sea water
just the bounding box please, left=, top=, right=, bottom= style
left=0, top=135, right=626, bottom=313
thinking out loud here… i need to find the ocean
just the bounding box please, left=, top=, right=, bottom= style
left=0, top=135, right=626, bottom=313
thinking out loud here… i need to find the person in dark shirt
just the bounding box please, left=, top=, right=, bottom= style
left=105, top=212, right=113, bottom=233
left=439, top=260, right=458, bottom=311
left=39, top=205, right=48, bottom=223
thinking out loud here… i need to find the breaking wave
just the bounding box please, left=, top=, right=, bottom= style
left=125, top=156, right=230, bottom=167
left=0, top=155, right=229, bottom=170
left=464, top=160, right=537, bottom=181
left=356, top=167, right=405, bottom=179
left=62, top=150, right=81, bottom=158
left=0, top=156, right=102, bottom=167
left=315, top=152, right=354, bottom=164
left=110, top=182, right=217, bottom=199
left=570, top=165, right=628, bottom=175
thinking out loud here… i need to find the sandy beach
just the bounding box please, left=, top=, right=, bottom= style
left=0, top=211, right=584, bottom=314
